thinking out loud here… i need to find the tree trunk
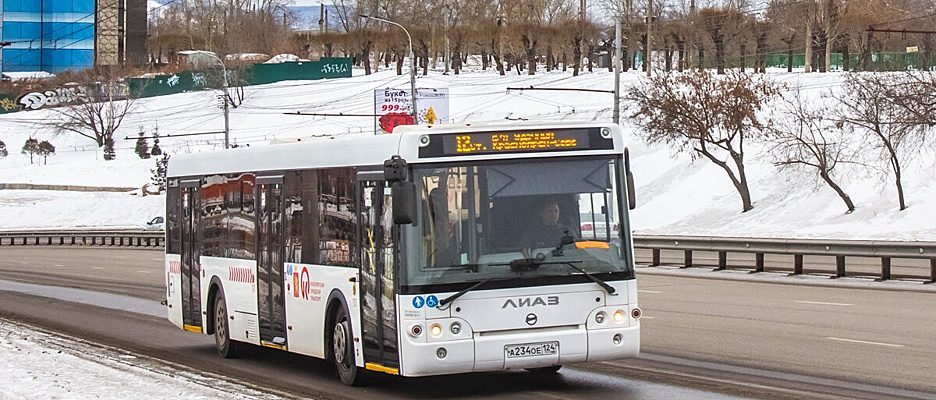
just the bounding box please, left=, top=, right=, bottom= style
left=572, top=37, right=582, bottom=76
left=587, top=45, right=595, bottom=72
left=481, top=49, right=489, bottom=70
left=819, top=170, right=856, bottom=213
left=841, top=35, right=851, bottom=71
left=888, top=149, right=907, bottom=210
left=697, top=44, right=705, bottom=70
left=676, top=40, right=685, bottom=72
left=714, top=33, right=726, bottom=75
left=739, top=41, right=746, bottom=73
left=396, top=53, right=403, bottom=75
left=362, top=41, right=373, bottom=75
left=805, top=21, right=813, bottom=73
left=756, top=33, right=767, bottom=73
left=697, top=141, right=753, bottom=212
left=786, top=39, right=794, bottom=72
left=523, top=35, right=537, bottom=75
left=562, top=52, right=568, bottom=72
left=547, top=46, right=554, bottom=72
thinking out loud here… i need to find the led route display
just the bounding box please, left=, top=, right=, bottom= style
left=439, top=129, right=593, bottom=156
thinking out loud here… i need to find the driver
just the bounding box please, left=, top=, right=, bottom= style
left=521, top=198, right=578, bottom=249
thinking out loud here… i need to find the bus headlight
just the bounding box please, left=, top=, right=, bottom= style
left=595, top=312, right=606, bottom=324
left=450, top=322, right=462, bottom=335
left=430, top=323, right=443, bottom=337
left=613, top=310, right=626, bottom=323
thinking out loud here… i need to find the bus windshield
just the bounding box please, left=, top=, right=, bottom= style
left=402, top=156, right=633, bottom=290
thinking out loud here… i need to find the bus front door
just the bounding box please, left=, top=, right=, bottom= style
left=256, top=179, right=288, bottom=349
left=180, top=183, right=202, bottom=332
left=357, top=178, right=400, bottom=371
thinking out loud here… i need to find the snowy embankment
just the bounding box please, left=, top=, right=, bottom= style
left=0, top=318, right=283, bottom=399
left=0, top=68, right=932, bottom=240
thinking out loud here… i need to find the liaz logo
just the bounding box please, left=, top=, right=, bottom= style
left=502, top=296, right=559, bottom=309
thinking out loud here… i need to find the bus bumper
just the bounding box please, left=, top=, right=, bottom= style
left=399, top=324, right=639, bottom=377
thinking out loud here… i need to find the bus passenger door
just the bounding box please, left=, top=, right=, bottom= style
left=256, top=178, right=288, bottom=349
left=180, top=182, right=202, bottom=332
left=357, top=178, right=400, bottom=370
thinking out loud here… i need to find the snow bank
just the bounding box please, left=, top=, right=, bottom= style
left=0, top=318, right=284, bottom=399
left=0, top=68, right=932, bottom=239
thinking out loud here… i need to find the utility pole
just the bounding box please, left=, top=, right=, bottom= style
left=613, top=1, right=622, bottom=124
left=646, top=0, right=652, bottom=76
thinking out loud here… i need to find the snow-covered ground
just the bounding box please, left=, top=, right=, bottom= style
left=0, top=318, right=285, bottom=399
left=0, top=67, right=933, bottom=240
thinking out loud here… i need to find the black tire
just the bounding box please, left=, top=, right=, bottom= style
left=526, top=365, right=562, bottom=374
left=214, top=288, right=240, bottom=358
left=331, top=306, right=364, bottom=386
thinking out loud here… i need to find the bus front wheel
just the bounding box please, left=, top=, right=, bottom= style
left=214, top=288, right=240, bottom=358
left=331, top=306, right=364, bottom=386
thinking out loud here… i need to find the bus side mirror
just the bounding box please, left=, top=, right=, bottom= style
left=391, top=181, right=417, bottom=225
left=625, top=149, right=636, bottom=210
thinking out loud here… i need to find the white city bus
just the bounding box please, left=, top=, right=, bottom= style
left=164, top=122, right=640, bottom=385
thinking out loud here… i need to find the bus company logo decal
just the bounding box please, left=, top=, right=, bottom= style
left=169, top=261, right=181, bottom=274
left=288, top=265, right=324, bottom=302
left=525, top=313, right=538, bottom=326
left=228, top=267, right=255, bottom=284
left=502, top=296, right=559, bottom=309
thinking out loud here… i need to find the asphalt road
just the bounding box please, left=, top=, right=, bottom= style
left=0, top=247, right=934, bottom=399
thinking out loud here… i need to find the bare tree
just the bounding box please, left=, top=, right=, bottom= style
left=49, top=75, right=136, bottom=161
left=836, top=73, right=918, bottom=210
left=627, top=70, right=781, bottom=212
left=770, top=88, right=857, bottom=213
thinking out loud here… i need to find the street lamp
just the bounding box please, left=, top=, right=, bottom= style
left=179, top=50, right=231, bottom=149
left=359, top=14, right=418, bottom=125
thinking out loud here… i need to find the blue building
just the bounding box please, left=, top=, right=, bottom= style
left=1, top=0, right=97, bottom=74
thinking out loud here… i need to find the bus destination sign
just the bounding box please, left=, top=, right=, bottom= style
left=437, top=129, right=596, bottom=156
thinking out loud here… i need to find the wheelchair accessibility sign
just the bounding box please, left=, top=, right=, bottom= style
left=411, top=295, right=439, bottom=309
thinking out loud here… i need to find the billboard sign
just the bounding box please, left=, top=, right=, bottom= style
left=374, top=88, right=449, bottom=133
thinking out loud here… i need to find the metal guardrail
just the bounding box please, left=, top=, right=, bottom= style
left=633, top=235, right=936, bottom=283
left=2, top=230, right=933, bottom=282
left=0, top=230, right=164, bottom=248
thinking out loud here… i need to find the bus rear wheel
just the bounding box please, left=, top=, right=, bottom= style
left=214, top=289, right=240, bottom=358
left=332, top=306, right=364, bottom=386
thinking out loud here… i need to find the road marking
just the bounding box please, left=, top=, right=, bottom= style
left=53, top=264, right=64, bottom=267
left=640, top=316, right=656, bottom=319
left=137, top=270, right=154, bottom=274
left=826, top=337, right=904, bottom=348
left=151, top=258, right=164, bottom=261
left=92, top=266, right=104, bottom=270
left=18, top=262, right=28, bottom=265
left=639, top=290, right=663, bottom=294
left=796, top=300, right=852, bottom=306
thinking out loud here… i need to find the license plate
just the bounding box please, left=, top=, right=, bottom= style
left=505, top=341, right=559, bottom=359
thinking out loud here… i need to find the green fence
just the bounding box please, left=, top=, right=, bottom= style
left=765, top=52, right=936, bottom=71
left=129, top=57, right=352, bottom=98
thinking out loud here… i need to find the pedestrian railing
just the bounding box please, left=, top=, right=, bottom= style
left=633, top=235, right=936, bottom=283
left=2, top=230, right=933, bottom=282
left=0, top=230, right=164, bottom=248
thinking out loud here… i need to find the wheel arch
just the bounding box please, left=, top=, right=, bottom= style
left=205, top=276, right=225, bottom=335
left=324, top=289, right=351, bottom=361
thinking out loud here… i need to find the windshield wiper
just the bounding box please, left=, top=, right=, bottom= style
left=561, top=262, right=617, bottom=296
left=508, top=258, right=616, bottom=296
left=438, top=277, right=495, bottom=308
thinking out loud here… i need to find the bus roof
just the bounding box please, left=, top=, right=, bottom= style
left=168, top=122, right=624, bottom=178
